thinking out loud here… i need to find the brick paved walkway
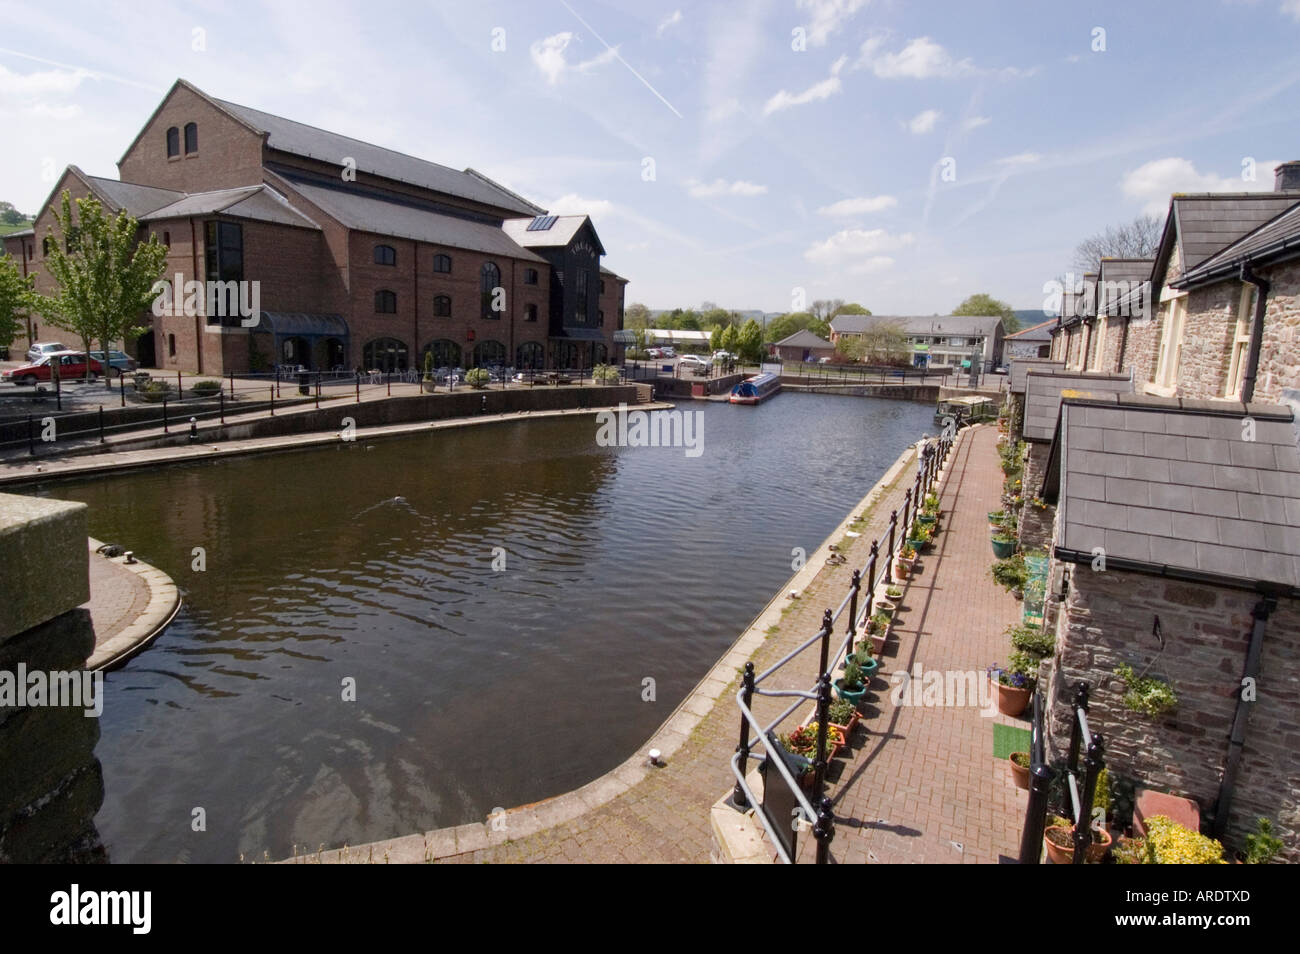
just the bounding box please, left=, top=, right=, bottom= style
left=85, top=543, right=152, bottom=646
left=795, top=423, right=1027, bottom=863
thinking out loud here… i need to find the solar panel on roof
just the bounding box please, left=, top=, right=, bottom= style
left=527, top=215, right=557, bottom=231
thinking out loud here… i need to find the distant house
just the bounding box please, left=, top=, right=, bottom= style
left=1038, top=392, right=1300, bottom=858
left=771, top=328, right=834, bottom=362
left=1004, top=318, right=1056, bottom=359
left=829, top=314, right=1005, bottom=370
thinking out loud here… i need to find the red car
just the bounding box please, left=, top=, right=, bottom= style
left=2, top=351, right=106, bottom=386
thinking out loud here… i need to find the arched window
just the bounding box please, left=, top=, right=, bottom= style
left=523, top=267, right=538, bottom=285
left=184, top=122, right=198, bottom=154
left=593, top=343, right=608, bottom=365
left=524, top=304, right=538, bottom=322
left=375, top=290, right=397, bottom=313
left=162, top=231, right=171, bottom=248
left=373, top=244, right=396, bottom=266
left=166, top=126, right=180, bottom=158
left=422, top=339, right=461, bottom=368
left=168, top=334, right=177, bottom=358
left=42, top=237, right=52, bottom=257
left=472, top=340, right=506, bottom=367
left=516, top=341, right=544, bottom=369
left=363, top=338, right=408, bottom=372
left=597, top=310, right=605, bottom=327
left=433, top=295, right=451, bottom=317
left=480, top=261, right=501, bottom=319
left=433, top=254, right=452, bottom=273
left=555, top=342, right=579, bottom=369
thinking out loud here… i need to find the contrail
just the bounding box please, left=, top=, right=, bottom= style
left=558, top=0, right=683, bottom=119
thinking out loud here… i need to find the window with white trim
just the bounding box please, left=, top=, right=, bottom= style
left=1224, top=285, right=1256, bottom=399
left=1088, top=319, right=1107, bottom=371
left=1154, top=296, right=1187, bottom=390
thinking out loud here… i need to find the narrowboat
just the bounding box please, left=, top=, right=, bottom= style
left=729, top=372, right=781, bottom=405
left=933, top=395, right=998, bottom=428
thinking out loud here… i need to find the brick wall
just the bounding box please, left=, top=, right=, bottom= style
left=1045, top=563, right=1300, bottom=859
left=118, top=84, right=263, bottom=193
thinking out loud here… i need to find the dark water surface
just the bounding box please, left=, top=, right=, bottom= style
left=34, top=393, right=933, bottom=862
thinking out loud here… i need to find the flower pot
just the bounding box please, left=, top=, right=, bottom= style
left=994, top=677, right=1032, bottom=716
left=848, top=655, right=879, bottom=682
left=1044, top=825, right=1112, bottom=864
left=834, top=678, right=868, bottom=706
left=1008, top=753, right=1030, bottom=790
left=874, top=601, right=895, bottom=618
left=870, top=632, right=888, bottom=655
left=894, top=562, right=910, bottom=580
left=991, top=537, right=1017, bottom=559
left=421, top=380, right=438, bottom=393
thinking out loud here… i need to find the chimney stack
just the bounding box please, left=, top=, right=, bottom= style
left=1275, top=160, right=1300, bottom=192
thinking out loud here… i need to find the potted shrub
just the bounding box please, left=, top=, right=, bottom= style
left=885, top=584, right=903, bottom=603
left=422, top=351, right=437, bottom=392
left=189, top=379, right=222, bottom=398
left=895, top=544, right=917, bottom=579
left=835, top=658, right=869, bottom=706
left=1008, top=752, right=1030, bottom=790
left=464, top=367, right=491, bottom=389
left=990, top=530, right=1017, bottom=559
left=1141, top=816, right=1224, bottom=864
left=990, top=553, right=1028, bottom=594
left=1008, top=623, right=1054, bottom=659
left=827, top=697, right=860, bottom=740
left=848, top=641, right=879, bottom=682
left=1044, top=816, right=1113, bottom=864
left=137, top=379, right=174, bottom=403
left=1243, top=817, right=1283, bottom=864
left=1113, top=663, right=1178, bottom=718
left=988, top=652, right=1037, bottom=716
left=783, top=723, right=844, bottom=762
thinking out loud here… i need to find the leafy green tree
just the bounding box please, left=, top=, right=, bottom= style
left=953, top=293, right=1018, bottom=333
left=736, top=319, right=764, bottom=364
left=709, top=325, right=724, bottom=350
left=624, top=302, right=651, bottom=330
left=0, top=201, right=29, bottom=226
left=809, top=299, right=843, bottom=323
left=720, top=324, right=739, bottom=354
left=835, top=335, right=867, bottom=362
left=31, top=191, right=168, bottom=386
left=0, top=253, right=34, bottom=350
left=834, top=302, right=871, bottom=316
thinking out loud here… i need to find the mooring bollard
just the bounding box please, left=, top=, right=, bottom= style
left=189, top=417, right=198, bottom=442
left=270, top=387, right=275, bottom=416
left=162, top=395, right=169, bottom=433
left=99, top=406, right=105, bottom=444
left=219, top=391, right=225, bottom=424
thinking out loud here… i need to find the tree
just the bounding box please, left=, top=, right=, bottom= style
left=720, top=324, right=739, bottom=354
left=0, top=253, right=33, bottom=349
left=0, top=201, right=29, bottom=226
left=31, top=191, right=168, bottom=387
left=858, top=319, right=910, bottom=366
left=952, top=292, right=1018, bottom=333
left=1072, top=214, right=1162, bottom=274
left=624, top=302, right=651, bottom=330
left=835, top=335, right=867, bottom=362
left=736, top=319, right=764, bottom=364
left=709, top=325, right=724, bottom=350
left=833, top=302, right=871, bottom=316
left=809, top=299, right=844, bottom=323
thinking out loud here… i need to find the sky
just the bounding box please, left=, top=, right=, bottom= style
left=2, top=0, right=1299, bottom=314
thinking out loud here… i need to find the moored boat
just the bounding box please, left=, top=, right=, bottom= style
left=729, top=372, right=781, bottom=405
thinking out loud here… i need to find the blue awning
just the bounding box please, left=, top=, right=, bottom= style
left=259, top=312, right=349, bottom=338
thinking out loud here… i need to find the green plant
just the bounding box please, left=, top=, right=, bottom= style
left=923, top=493, right=939, bottom=512
left=842, top=658, right=864, bottom=689
left=989, top=651, right=1038, bottom=690
left=899, top=543, right=916, bottom=560
left=138, top=379, right=174, bottom=402
left=131, top=370, right=152, bottom=390
left=1111, top=836, right=1145, bottom=864
left=1010, top=752, right=1030, bottom=769
left=423, top=349, right=434, bottom=382
left=1008, top=623, right=1054, bottom=658
left=464, top=367, right=491, bottom=389
left=1114, top=662, right=1178, bottom=717
left=868, top=611, right=890, bottom=634
left=885, top=585, right=903, bottom=600
left=1143, top=816, right=1225, bottom=864
left=190, top=379, right=222, bottom=395
left=1092, top=766, right=1111, bottom=817
left=827, top=698, right=857, bottom=725
left=1244, top=817, right=1283, bottom=864
left=990, top=554, right=1029, bottom=591
left=592, top=363, right=620, bottom=384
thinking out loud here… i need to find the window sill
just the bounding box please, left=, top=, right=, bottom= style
left=1143, top=382, right=1176, bottom=398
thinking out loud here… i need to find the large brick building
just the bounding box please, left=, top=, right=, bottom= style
left=1, top=79, right=627, bottom=374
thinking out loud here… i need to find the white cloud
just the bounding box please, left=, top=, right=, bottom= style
left=996, top=152, right=1042, bottom=166
left=817, top=195, right=898, bottom=216
left=1121, top=157, right=1279, bottom=214
left=657, top=10, right=683, bottom=36
left=529, top=32, right=617, bottom=85
left=687, top=178, right=768, bottom=198
left=1284, top=1, right=1300, bottom=21
left=706, top=97, right=742, bottom=122
left=798, top=0, right=871, bottom=47
left=0, top=64, right=91, bottom=119
left=804, top=228, right=913, bottom=272
left=962, top=115, right=990, bottom=131
left=546, top=193, right=615, bottom=218
left=857, top=34, right=1032, bottom=79
left=907, top=108, right=941, bottom=134
left=763, top=55, right=847, bottom=115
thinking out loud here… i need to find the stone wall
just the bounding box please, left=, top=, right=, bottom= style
left=1122, top=315, right=1160, bottom=392
left=1018, top=442, right=1055, bottom=550
left=1045, top=561, right=1300, bottom=860
left=1099, top=316, right=1125, bottom=373
left=1256, top=259, right=1300, bottom=403
left=1172, top=281, right=1236, bottom=399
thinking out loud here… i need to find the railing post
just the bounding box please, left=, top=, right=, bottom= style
left=885, top=511, right=897, bottom=584
left=162, top=395, right=168, bottom=433
left=865, top=542, right=878, bottom=614
left=270, top=387, right=275, bottom=416
left=219, top=390, right=225, bottom=425
left=846, top=570, right=861, bottom=652
left=98, top=405, right=105, bottom=444
left=1066, top=681, right=1089, bottom=775
left=356, top=373, right=361, bottom=403
left=811, top=673, right=832, bottom=804
left=1073, top=732, right=1105, bottom=865
left=901, top=487, right=913, bottom=538
left=813, top=795, right=835, bottom=865
left=731, top=662, right=756, bottom=810
left=229, top=370, right=234, bottom=398
left=120, top=371, right=125, bottom=407
left=816, top=609, right=833, bottom=680
left=27, top=414, right=34, bottom=456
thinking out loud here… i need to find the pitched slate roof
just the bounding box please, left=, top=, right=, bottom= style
left=1174, top=202, right=1300, bottom=289
left=1023, top=370, right=1133, bottom=442
left=501, top=215, right=603, bottom=253
left=1170, top=193, right=1300, bottom=270
left=1005, top=318, right=1055, bottom=342
left=81, top=171, right=183, bottom=217
left=830, top=314, right=1004, bottom=337
left=1009, top=358, right=1065, bottom=395
left=285, top=179, right=546, bottom=263
left=774, top=329, right=833, bottom=348
left=140, top=185, right=320, bottom=229
left=1051, top=394, right=1300, bottom=592
left=1095, top=258, right=1153, bottom=317
left=209, top=95, right=544, bottom=217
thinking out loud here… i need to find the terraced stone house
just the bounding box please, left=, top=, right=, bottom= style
left=1, top=79, right=627, bottom=375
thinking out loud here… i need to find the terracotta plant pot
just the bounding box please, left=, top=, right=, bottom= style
left=1044, top=825, right=1113, bottom=864
left=870, top=632, right=888, bottom=656
left=994, top=677, right=1032, bottom=716
left=1008, top=753, right=1030, bottom=790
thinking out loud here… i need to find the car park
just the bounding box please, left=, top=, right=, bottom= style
left=678, top=354, right=712, bottom=371
left=3, top=351, right=106, bottom=386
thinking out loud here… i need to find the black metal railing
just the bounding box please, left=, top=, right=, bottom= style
left=728, top=429, right=955, bottom=863
left=1019, top=680, right=1106, bottom=864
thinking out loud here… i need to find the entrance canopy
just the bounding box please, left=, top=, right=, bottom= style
left=259, top=312, right=349, bottom=338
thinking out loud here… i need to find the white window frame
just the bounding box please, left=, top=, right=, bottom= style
left=1151, top=295, right=1187, bottom=394
left=1224, top=284, right=1256, bottom=400
left=1088, top=318, right=1107, bottom=372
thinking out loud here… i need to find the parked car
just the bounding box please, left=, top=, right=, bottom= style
left=3, top=351, right=105, bottom=386
left=88, top=350, right=138, bottom=377
left=646, top=347, right=664, bottom=359
left=711, top=350, right=735, bottom=362
left=678, top=354, right=712, bottom=371
left=660, top=346, right=676, bottom=357
left=26, top=341, right=68, bottom=363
